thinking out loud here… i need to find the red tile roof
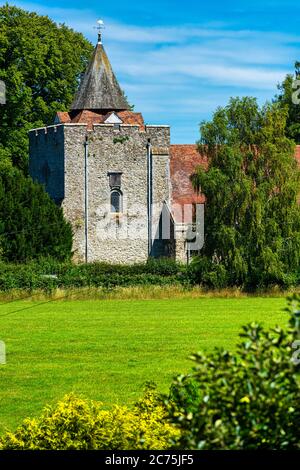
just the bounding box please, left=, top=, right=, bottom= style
left=117, top=111, right=144, bottom=128
left=170, top=144, right=300, bottom=223
left=56, top=111, right=71, bottom=123
left=55, top=110, right=145, bottom=130
left=71, top=109, right=102, bottom=125
left=170, top=145, right=206, bottom=223
left=170, top=144, right=207, bottom=205
left=295, top=145, right=300, bottom=166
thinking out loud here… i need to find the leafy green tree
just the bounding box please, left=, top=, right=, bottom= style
left=191, top=97, right=300, bottom=288
left=0, top=4, right=93, bottom=172
left=0, top=166, right=73, bottom=261
left=276, top=61, right=300, bottom=144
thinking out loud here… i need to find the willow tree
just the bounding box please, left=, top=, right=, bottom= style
left=192, top=97, right=300, bottom=288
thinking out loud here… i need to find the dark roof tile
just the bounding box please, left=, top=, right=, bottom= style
left=71, top=44, right=130, bottom=111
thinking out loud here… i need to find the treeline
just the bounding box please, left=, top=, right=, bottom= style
left=1, top=5, right=300, bottom=288
left=0, top=5, right=93, bottom=172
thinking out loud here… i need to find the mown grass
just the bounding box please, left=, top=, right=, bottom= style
left=0, top=296, right=289, bottom=433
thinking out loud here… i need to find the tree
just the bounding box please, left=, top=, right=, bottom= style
left=0, top=166, right=73, bottom=262
left=276, top=61, right=300, bottom=144
left=0, top=4, right=93, bottom=172
left=191, top=97, right=300, bottom=288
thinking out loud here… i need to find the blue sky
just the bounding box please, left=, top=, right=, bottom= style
left=2, top=1, right=300, bottom=143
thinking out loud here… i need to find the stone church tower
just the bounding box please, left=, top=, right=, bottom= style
left=28, top=26, right=300, bottom=264
left=29, top=30, right=174, bottom=264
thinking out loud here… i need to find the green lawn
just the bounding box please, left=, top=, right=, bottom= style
left=0, top=297, right=289, bottom=433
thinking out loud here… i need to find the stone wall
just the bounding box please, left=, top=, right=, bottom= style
left=174, top=225, right=188, bottom=264
left=151, top=144, right=175, bottom=258
left=87, top=123, right=149, bottom=264
left=62, top=125, right=87, bottom=262
left=29, top=125, right=65, bottom=203
left=29, top=122, right=171, bottom=264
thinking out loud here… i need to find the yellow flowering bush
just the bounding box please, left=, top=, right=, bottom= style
left=0, top=389, right=179, bottom=450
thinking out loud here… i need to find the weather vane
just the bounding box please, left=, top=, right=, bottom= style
left=94, top=19, right=105, bottom=44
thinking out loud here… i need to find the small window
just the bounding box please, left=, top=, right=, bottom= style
left=109, top=172, right=122, bottom=188
left=110, top=189, right=122, bottom=213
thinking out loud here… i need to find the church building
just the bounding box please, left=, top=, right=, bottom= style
left=29, top=28, right=205, bottom=264
left=28, top=28, right=300, bottom=265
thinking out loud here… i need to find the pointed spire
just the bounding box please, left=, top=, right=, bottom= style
left=71, top=21, right=130, bottom=111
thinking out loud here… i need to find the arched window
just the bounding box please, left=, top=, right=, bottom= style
left=110, top=189, right=122, bottom=213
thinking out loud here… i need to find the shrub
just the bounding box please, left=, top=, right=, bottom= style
left=0, top=258, right=185, bottom=292
left=0, top=388, right=179, bottom=450
left=186, top=254, right=300, bottom=290
left=167, top=295, right=300, bottom=450
left=0, top=168, right=72, bottom=262
left=187, top=256, right=228, bottom=289
left=145, top=258, right=183, bottom=276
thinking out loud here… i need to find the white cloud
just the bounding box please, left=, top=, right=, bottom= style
left=3, top=0, right=300, bottom=141
left=108, top=43, right=289, bottom=90
left=6, top=1, right=300, bottom=90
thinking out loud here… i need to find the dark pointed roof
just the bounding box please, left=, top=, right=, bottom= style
left=71, top=43, right=130, bottom=111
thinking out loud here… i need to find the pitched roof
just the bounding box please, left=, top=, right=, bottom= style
left=295, top=145, right=300, bottom=165
left=55, top=110, right=145, bottom=130
left=71, top=43, right=130, bottom=111
left=117, top=111, right=145, bottom=128
left=170, top=144, right=206, bottom=204
left=170, top=145, right=207, bottom=223
left=55, top=111, right=71, bottom=124
left=170, top=144, right=300, bottom=223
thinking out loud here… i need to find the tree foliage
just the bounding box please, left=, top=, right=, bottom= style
left=0, top=166, right=73, bottom=261
left=0, top=4, right=93, bottom=171
left=276, top=61, right=300, bottom=144
left=192, top=97, right=300, bottom=288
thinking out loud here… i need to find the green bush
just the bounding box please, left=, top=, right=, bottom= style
left=186, top=254, right=300, bottom=290
left=0, top=258, right=185, bottom=291
left=0, top=168, right=73, bottom=262
left=0, top=388, right=179, bottom=450
left=167, top=295, right=300, bottom=449
left=187, top=256, right=229, bottom=289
